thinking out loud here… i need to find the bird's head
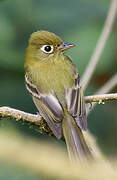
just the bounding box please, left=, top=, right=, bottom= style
left=26, top=30, right=75, bottom=60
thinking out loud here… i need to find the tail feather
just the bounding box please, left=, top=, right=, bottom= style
left=62, top=112, right=93, bottom=162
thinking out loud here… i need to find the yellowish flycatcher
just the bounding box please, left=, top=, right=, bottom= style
left=24, top=31, right=92, bottom=162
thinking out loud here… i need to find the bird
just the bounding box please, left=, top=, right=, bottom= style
left=24, top=30, right=93, bottom=162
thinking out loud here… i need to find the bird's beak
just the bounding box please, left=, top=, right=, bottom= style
left=58, top=43, right=75, bottom=51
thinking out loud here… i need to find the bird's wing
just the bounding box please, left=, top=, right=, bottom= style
left=25, top=74, right=63, bottom=139
left=65, top=74, right=87, bottom=130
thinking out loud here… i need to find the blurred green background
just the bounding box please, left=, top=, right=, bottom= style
left=0, top=0, right=117, bottom=179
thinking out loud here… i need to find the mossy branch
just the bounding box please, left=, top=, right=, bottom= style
left=0, top=93, right=117, bottom=136
left=85, top=93, right=117, bottom=103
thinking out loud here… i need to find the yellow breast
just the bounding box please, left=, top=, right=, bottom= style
left=28, top=54, right=76, bottom=102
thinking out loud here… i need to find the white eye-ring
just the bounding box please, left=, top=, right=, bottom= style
left=41, top=45, right=54, bottom=54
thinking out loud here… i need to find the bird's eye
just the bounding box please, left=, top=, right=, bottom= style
left=41, top=45, right=54, bottom=54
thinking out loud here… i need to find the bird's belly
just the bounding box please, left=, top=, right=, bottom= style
left=35, top=62, right=75, bottom=102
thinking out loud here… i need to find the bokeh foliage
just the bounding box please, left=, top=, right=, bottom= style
left=0, top=0, right=117, bottom=179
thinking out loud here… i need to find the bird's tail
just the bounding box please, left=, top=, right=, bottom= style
left=62, top=112, right=93, bottom=162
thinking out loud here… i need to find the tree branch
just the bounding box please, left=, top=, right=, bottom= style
left=81, top=0, right=117, bottom=91
left=0, top=93, right=117, bottom=134
left=87, top=74, right=117, bottom=114
left=85, top=93, right=117, bottom=103
left=0, top=106, right=42, bottom=124
left=0, top=106, right=52, bottom=135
